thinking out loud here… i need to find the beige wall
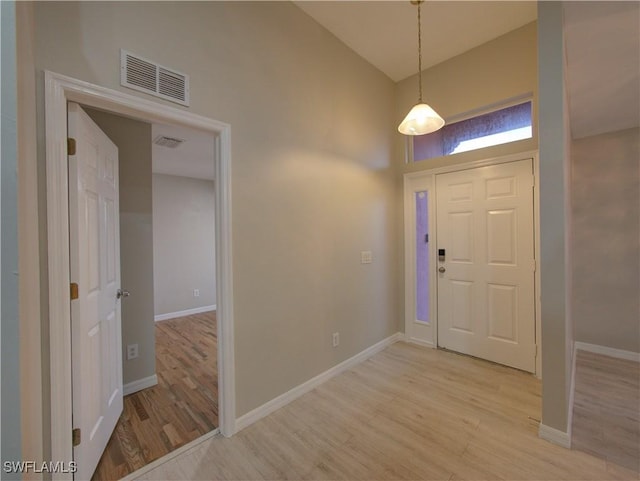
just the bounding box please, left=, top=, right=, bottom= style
left=396, top=21, right=538, bottom=172
left=152, top=174, right=216, bottom=316
left=34, top=1, right=398, bottom=416
left=2, top=0, right=22, bottom=471
left=85, top=108, right=156, bottom=386
left=572, top=128, right=640, bottom=353
left=16, top=1, right=46, bottom=471
left=537, top=1, right=572, bottom=434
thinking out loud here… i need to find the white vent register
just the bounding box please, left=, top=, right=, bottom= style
left=153, top=135, right=185, bottom=148
left=120, top=50, right=190, bottom=106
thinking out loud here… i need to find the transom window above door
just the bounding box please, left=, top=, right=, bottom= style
left=412, top=100, right=533, bottom=162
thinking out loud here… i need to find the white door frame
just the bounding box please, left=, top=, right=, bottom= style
left=45, top=71, right=236, bottom=479
left=403, top=150, right=542, bottom=377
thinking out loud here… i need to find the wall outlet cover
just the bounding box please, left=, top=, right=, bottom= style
left=127, top=344, right=139, bottom=360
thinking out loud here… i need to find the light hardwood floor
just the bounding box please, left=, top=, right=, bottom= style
left=572, top=349, right=640, bottom=473
left=131, top=342, right=638, bottom=481
left=93, top=311, right=218, bottom=480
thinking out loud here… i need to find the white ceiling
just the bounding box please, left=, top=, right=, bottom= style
left=152, top=123, right=215, bottom=180
left=295, top=1, right=537, bottom=82
left=563, top=1, right=640, bottom=139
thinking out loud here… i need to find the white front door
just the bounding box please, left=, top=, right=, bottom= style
left=436, top=159, right=536, bottom=372
left=68, top=102, right=123, bottom=480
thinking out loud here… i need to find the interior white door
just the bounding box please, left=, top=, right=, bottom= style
left=68, top=102, right=123, bottom=480
left=436, top=159, right=536, bottom=372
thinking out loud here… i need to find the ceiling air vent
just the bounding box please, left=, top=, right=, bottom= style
left=153, top=135, right=185, bottom=149
left=120, top=50, right=190, bottom=106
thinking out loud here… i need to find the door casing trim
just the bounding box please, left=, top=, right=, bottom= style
left=45, top=71, right=236, bottom=479
left=403, top=150, right=542, bottom=377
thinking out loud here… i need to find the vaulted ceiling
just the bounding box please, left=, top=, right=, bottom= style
left=155, top=1, right=639, bottom=177
left=296, top=0, right=639, bottom=140
left=295, top=1, right=537, bottom=82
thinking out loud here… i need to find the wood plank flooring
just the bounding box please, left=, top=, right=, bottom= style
left=131, top=342, right=638, bottom=481
left=572, top=349, right=640, bottom=473
left=93, top=311, right=218, bottom=481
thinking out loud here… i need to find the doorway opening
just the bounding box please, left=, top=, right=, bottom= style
left=78, top=108, right=220, bottom=479
left=45, top=71, right=236, bottom=478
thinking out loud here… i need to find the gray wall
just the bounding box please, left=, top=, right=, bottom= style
left=152, top=174, right=216, bottom=316
left=16, top=1, right=45, bottom=468
left=1, top=1, right=23, bottom=475
left=33, top=1, right=397, bottom=417
left=572, top=128, right=640, bottom=353
left=537, top=1, right=572, bottom=433
left=86, top=109, right=156, bottom=386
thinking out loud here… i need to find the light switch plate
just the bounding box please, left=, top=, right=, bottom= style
left=361, top=251, right=372, bottom=264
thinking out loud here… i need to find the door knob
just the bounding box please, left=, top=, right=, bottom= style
left=438, top=266, right=446, bottom=273
left=116, top=289, right=130, bottom=299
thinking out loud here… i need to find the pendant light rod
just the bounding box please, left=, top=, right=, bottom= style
left=414, top=0, right=423, bottom=103
left=398, top=0, right=445, bottom=136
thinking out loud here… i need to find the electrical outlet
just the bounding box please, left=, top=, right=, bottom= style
left=361, top=251, right=372, bottom=264
left=127, top=344, right=139, bottom=360
left=193, top=289, right=200, bottom=297
left=332, top=332, right=340, bottom=348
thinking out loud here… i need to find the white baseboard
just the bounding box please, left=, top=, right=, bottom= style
left=574, top=341, right=640, bottom=362
left=538, top=423, right=571, bottom=448
left=123, top=374, right=158, bottom=396
left=235, top=332, right=403, bottom=432
left=567, top=341, right=578, bottom=442
left=154, top=304, right=216, bottom=322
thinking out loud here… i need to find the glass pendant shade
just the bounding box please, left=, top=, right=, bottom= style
left=398, top=102, right=445, bottom=135
left=398, top=1, right=445, bottom=136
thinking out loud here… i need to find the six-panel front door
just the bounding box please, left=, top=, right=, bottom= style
left=68, top=102, right=123, bottom=480
left=435, top=159, right=536, bottom=372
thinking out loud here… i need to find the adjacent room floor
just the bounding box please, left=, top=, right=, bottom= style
left=129, top=342, right=636, bottom=481
left=572, top=349, right=640, bottom=473
left=93, top=311, right=218, bottom=480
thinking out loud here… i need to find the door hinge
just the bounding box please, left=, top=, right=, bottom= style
left=72, top=428, right=81, bottom=447
left=425, top=234, right=429, bottom=243
left=67, top=138, right=76, bottom=156
left=70, top=282, right=79, bottom=300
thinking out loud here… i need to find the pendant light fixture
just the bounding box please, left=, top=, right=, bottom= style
left=398, top=0, right=445, bottom=136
